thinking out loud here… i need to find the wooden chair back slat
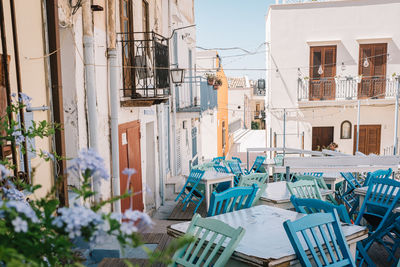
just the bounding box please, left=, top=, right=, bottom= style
left=287, top=179, right=324, bottom=200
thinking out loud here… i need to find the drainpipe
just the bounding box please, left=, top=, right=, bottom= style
left=356, top=100, right=360, bottom=153
left=168, top=0, right=178, bottom=176
left=106, top=0, right=120, bottom=213
left=82, top=1, right=100, bottom=200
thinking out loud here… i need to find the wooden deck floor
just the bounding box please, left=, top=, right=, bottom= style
left=167, top=201, right=207, bottom=221
left=98, top=233, right=173, bottom=267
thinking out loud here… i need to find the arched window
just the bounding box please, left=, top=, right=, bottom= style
left=341, top=121, right=352, bottom=139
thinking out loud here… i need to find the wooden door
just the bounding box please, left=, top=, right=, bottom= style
left=309, top=46, right=336, bottom=100
left=358, top=44, right=387, bottom=99
left=312, top=127, right=334, bottom=151
left=120, top=0, right=135, bottom=96
left=119, top=121, right=144, bottom=212
left=353, top=125, right=381, bottom=155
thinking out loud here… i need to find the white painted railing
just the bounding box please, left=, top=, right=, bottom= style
left=297, top=77, right=398, bottom=101
left=275, top=0, right=332, bottom=4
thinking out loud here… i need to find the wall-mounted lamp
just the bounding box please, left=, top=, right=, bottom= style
left=170, top=66, right=185, bottom=85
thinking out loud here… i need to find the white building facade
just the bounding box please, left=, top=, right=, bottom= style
left=266, top=0, right=400, bottom=156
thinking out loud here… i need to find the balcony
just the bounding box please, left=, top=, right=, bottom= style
left=297, top=76, right=398, bottom=102
left=118, top=31, right=170, bottom=107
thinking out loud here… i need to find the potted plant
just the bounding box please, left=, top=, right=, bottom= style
left=213, top=77, right=222, bottom=90
left=205, top=73, right=216, bottom=85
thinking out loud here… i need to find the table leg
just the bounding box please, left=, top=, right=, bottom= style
left=205, top=182, right=210, bottom=210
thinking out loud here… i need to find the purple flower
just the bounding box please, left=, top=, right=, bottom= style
left=122, top=168, right=136, bottom=176
left=120, top=221, right=138, bottom=235
left=12, top=217, right=28, bottom=233
left=2, top=187, right=27, bottom=201
left=6, top=200, right=39, bottom=223
left=123, top=209, right=153, bottom=231
left=41, top=150, right=55, bottom=161
left=0, top=165, right=11, bottom=180
left=11, top=127, right=25, bottom=145
left=19, top=93, right=32, bottom=108
left=68, top=149, right=109, bottom=180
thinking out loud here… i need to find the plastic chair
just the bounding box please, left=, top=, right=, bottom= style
left=355, top=178, right=400, bottom=255
left=227, top=161, right=244, bottom=186
left=364, top=168, right=392, bottom=187
left=213, top=165, right=231, bottom=193
left=208, top=184, right=258, bottom=217
left=295, top=175, right=338, bottom=205
left=283, top=210, right=356, bottom=267
left=290, top=196, right=351, bottom=224
left=237, top=173, right=268, bottom=205
left=373, top=215, right=400, bottom=263
left=232, top=156, right=242, bottom=163
left=170, top=214, right=245, bottom=267
left=212, top=156, right=225, bottom=163
left=287, top=179, right=323, bottom=200
left=175, top=169, right=205, bottom=214
left=247, top=156, right=266, bottom=174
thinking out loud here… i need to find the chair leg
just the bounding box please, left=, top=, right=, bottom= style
left=182, top=198, right=191, bottom=211
left=193, top=196, right=204, bottom=214
left=356, top=242, right=375, bottom=267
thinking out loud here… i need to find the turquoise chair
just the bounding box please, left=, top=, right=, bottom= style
left=212, top=156, right=225, bottom=163
left=208, top=184, right=258, bottom=217
left=290, top=196, right=351, bottom=224
left=364, top=168, right=392, bottom=187
left=283, top=210, right=356, bottom=267
left=273, top=154, right=285, bottom=181
left=232, top=156, right=242, bottom=163
left=227, top=161, right=244, bottom=186
left=237, top=173, right=268, bottom=205
left=287, top=179, right=323, bottom=200
left=213, top=165, right=231, bottom=193
left=295, top=174, right=338, bottom=205
left=170, top=214, right=245, bottom=267
left=247, top=156, right=266, bottom=174
left=355, top=177, right=400, bottom=261
left=175, top=169, right=205, bottom=214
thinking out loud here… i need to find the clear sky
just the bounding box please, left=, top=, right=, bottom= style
left=195, top=0, right=275, bottom=80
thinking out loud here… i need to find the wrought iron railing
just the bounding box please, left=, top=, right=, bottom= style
left=298, top=77, right=397, bottom=101
left=118, top=31, right=170, bottom=101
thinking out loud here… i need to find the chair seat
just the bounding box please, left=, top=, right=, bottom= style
left=185, top=186, right=202, bottom=198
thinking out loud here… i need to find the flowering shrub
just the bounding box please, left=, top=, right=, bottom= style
left=0, top=94, right=192, bottom=266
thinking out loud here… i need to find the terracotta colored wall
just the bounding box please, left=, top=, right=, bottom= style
left=216, top=56, right=229, bottom=156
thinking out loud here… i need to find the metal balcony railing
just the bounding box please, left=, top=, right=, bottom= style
left=118, top=31, right=170, bottom=104
left=298, top=76, right=398, bottom=101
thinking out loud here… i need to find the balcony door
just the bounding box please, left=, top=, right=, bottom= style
left=120, top=0, right=135, bottom=96
left=309, top=46, right=336, bottom=100
left=353, top=125, right=381, bottom=155
left=312, top=127, right=334, bottom=151
left=358, top=43, right=387, bottom=99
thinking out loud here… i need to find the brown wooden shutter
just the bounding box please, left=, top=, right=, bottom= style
left=309, top=46, right=336, bottom=100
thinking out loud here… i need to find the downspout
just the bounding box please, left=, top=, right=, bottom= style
left=82, top=1, right=100, bottom=200
left=168, top=0, right=177, bottom=176
left=106, top=0, right=120, bottom=213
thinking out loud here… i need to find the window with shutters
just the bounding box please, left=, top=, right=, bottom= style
left=358, top=43, right=387, bottom=99
left=309, top=46, right=336, bottom=101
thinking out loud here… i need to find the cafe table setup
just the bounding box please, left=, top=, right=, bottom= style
left=167, top=205, right=368, bottom=266
left=200, top=170, right=235, bottom=209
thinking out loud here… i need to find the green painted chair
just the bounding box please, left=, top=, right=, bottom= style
left=273, top=154, right=285, bottom=181
left=193, top=162, right=216, bottom=171
left=295, top=174, right=338, bottom=205
left=237, top=173, right=268, bottom=205
left=170, top=214, right=245, bottom=267
left=287, top=179, right=323, bottom=200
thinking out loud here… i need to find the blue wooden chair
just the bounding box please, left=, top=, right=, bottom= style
left=283, top=210, right=356, bottom=267
left=175, top=169, right=205, bottom=214
left=273, top=154, right=285, bottom=181
left=213, top=165, right=231, bottom=193
left=227, top=161, right=244, bottom=186
left=192, top=162, right=216, bottom=171
left=373, top=215, right=400, bottom=263
left=208, top=184, right=258, bottom=217
left=232, top=156, right=242, bottom=163
left=247, top=156, right=266, bottom=174
left=355, top=178, right=400, bottom=255
left=170, top=214, right=245, bottom=267
left=290, top=196, right=351, bottom=224
left=295, top=175, right=338, bottom=205
left=212, top=156, right=225, bottom=163
left=339, top=172, right=362, bottom=217
left=364, top=168, right=392, bottom=187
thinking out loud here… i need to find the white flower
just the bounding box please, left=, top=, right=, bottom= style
left=120, top=221, right=138, bottom=235
left=12, top=217, right=28, bottom=233
left=110, top=212, right=122, bottom=221
left=2, top=187, right=27, bottom=201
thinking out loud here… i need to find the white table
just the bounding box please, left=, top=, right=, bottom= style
left=322, top=172, right=344, bottom=190
left=272, top=165, right=398, bottom=174
left=167, top=205, right=367, bottom=266
left=199, top=170, right=234, bottom=210
left=259, top=181, right=334, bottom=210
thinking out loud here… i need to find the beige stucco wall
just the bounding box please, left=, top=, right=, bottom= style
left=1, top=0, right=54, bottom=197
